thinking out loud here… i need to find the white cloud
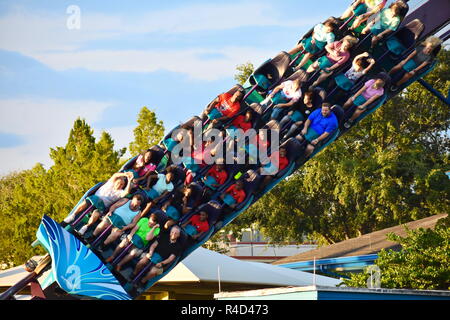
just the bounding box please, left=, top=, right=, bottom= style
left=0, top=98, right=119, bottom=175
left=121, top=2, right=315, bottom=34
left=31, top=46, right=275, bottom=81
left=0, top=2, right=318, bottom=80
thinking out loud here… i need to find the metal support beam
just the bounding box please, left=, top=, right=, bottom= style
left=417, top=79, right=450, bottom=107
left=402, top=0, right=450, bottom=41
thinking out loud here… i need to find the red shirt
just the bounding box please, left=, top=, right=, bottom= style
left=216, top=93, right=241, bottom=118
left=231, top=115, right=252, bottom=132
left=225, top=184, right=246, bottom=204
left=189, top=215, right=210, bottom=233
left=207, top=166, right=228, bottom=185
left=270, top=151, right=289, bottom=171
left=279, top=156, right=289, bottom=171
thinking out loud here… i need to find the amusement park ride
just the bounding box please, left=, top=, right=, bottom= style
left=1, top=0, right=449, bottom=300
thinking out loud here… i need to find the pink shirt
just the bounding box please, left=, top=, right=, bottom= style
left=361, top=79, right=384, bottom=100
left=326, top=41, right=351, bottom=67
left=135, top=155, right=156, bottom=177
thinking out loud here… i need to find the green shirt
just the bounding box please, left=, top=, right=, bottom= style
left=135, top=218, right=160, bottom=247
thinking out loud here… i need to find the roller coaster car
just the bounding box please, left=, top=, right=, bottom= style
left=258, top=138, right=304, bottom=195
left=4, top=0, right=448, bottom=301
left=200, top=85, right=246, bottom=122
left=219, top=169, right=263, bottom=228
left=120, top=144, right=166, bottom=173
left=383, top=19, right=425, bottom=59
left=351, top=1, right=410, bottom=52
left=290, top=17, right=344, bottom=70
left=247, top=51, right=292, bottom=94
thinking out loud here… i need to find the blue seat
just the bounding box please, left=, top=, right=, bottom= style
left=248, top=51, right=292, bottom=92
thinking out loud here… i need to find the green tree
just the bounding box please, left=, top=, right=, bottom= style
left=234, top=62, right=254, bottom=85
left=129, top=107, right=165, bottom=156
left=47, top=119, right=124, bottom=222
left=343, top=218, right=450, bottom=290
left=0, top=119, right=124, bottom=267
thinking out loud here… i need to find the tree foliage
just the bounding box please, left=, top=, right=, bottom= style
left=0, top=119, right=125, bottom=267
left=343, top=217, right=450, bottom=290
left=129, top=107, right=164, bottom=156
left=0, top=107, right=165, bottom=268
left=234, top=62, right=255, bottom=85
left=234, top=49, right=450, bottom=245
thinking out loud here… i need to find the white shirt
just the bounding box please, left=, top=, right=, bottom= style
left=95, top=178, right=125, bottom=207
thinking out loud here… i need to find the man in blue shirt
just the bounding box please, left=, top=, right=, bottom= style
left=296, top=103, right=338, bottom=157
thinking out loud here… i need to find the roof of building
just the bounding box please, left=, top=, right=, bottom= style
left=214, top=285, right=450, bottom=300
left=0, top=248, right=340, bottom=297
left=273, top=214, right=447, bottom=265
left=159, top=247, right=340, bottom=287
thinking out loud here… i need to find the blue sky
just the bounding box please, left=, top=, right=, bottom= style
left=1, top=0, right=413, bottom=175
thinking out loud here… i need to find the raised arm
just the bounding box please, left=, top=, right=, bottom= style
left=122, top=174, right=134, bottom=197
left=145, top=224, right=160, bottom=242
left=363, top=58, right=376, bottom=74
left=352, top=52, right=369, bottom=69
